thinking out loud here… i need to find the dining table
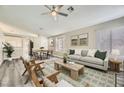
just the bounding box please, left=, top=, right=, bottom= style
left=33, top=49, right=52, bottom=60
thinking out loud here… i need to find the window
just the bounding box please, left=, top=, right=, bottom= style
left=4, top=36, right=22, bottom=48
left=56, top=37, right=64, bottom=51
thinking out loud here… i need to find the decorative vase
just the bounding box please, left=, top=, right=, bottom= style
left=63, top=57, right=67, bottom=63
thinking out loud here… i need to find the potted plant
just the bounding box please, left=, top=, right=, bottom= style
left=3, top=42, right=14, bottom=58
left=63, top=53, right=68, bottom=63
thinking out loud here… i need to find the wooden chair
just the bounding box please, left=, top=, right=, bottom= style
left=30, top=66, right=59, bottom=87
left=30, top=68, right=43, bottom=87
left=30, top=59, right=44, bottom=75
left=20, top=58, right=33, bottom=84
left=20, top=57, right=44, bottom=84
left=31, top=68, right=74, bottom=87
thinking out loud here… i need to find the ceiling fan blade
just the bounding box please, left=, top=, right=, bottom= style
left=57, top=12, right=68, bottom=17
left=41, top=12, right=50, bottom=15
left=55, top=5, right=63, bottom=11
left=52, top=5, right=55, bottom=10
left=44, top=5, right=52, bottom=11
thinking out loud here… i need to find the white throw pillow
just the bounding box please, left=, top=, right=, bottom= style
left=75, top=49, right=82, bottom=55
left=87, top=49, right=97, bottom=57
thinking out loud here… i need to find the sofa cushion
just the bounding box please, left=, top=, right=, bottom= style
left=79, top=57, right=104, bottom=65
left=81, top=50, right=88, bottom=56
left=87, top=49, right=97, bottom=57
left=75, top=49, right=82, bottom=55
left=68, top=54, right=81, bottom=60
left=95, top=50, right=107, bottom=60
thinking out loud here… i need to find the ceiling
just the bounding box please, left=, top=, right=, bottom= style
left=0, top=5, right=124, bottom=37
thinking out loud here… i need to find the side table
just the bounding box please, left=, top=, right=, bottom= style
left=109, top=60, right=122, bottom=72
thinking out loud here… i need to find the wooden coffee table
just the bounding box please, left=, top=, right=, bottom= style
left=54, top=60, right=84, bottom=80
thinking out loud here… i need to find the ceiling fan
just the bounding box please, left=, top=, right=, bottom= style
left=41, top=5, right=68, bottom=20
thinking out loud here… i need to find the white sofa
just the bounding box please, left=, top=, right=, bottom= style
left=68, top=49, right=109, bottom=71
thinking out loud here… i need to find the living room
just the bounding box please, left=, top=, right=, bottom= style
left=0, top=3, right=124, bottom=90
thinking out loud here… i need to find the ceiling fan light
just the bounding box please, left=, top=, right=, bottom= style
left=51, top=11, right=57, bottom=16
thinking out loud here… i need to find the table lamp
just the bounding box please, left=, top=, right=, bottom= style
left=111, top=49, right=120, bottom=61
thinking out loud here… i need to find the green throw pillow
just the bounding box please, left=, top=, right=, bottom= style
left=69, top=49, right=75, bottom=55
left=95, top=50, right=107, bottom=60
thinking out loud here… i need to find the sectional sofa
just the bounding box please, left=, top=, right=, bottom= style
left=68, top=49, right=109, bottom=71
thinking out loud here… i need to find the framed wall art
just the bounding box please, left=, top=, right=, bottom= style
left=79, top=33, right=88, bottom=46
left=71, top=35, right=78, bottom=46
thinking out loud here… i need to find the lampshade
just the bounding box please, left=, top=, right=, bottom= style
left=111, top=49, right=120, bottom=56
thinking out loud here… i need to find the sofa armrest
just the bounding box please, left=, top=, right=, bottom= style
left=103, top=56, right=109, bottom=70
left=43, top=77, right=56, bottom=87
left=46, top=71, right=59, bottom=84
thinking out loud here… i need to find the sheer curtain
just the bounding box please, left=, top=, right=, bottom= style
left=112, top=28, right=124, bottom=56
left=96, top=27, right=124, bottom=56
left=96, top=30, right=111, bottom=52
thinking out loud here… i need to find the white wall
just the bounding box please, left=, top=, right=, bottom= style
left=33, top=35, right=48, bottom=50
left=0, top=22, right=37, bottom=37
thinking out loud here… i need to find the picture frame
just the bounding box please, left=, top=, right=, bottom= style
left=71, top=35, right=78, bottom=46
left=79, top=33, right=88, bottom=46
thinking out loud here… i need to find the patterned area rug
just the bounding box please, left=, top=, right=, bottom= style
left=43, top=58, right=115, bottom=87
left=0, top=57, right=115, bottom=87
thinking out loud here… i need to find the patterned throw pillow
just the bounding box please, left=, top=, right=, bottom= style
left=81, top=50, right=88, bottom=56
left=95, top=50, right=107, bottom=60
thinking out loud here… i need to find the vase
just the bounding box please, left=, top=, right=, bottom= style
left=63, top=58, right=67, bottom=63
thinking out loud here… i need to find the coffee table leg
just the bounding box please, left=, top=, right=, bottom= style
left=71, top=70, right=78, bottom=80
left=79, top=68, right=84, bottom=74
